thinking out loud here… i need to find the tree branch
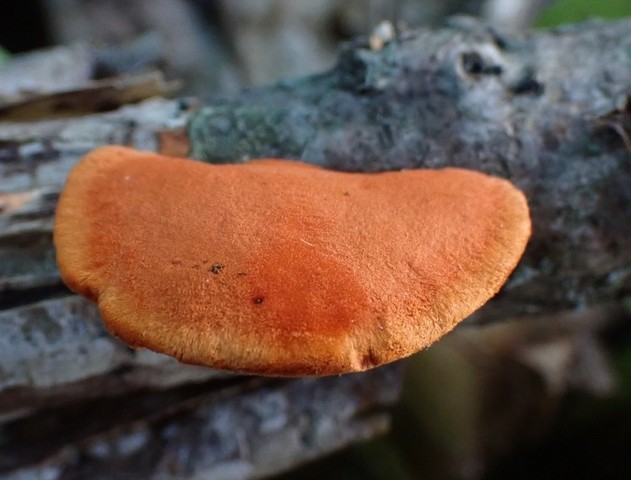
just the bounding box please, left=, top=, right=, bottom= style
left=1, top=17, right=630, bottom=479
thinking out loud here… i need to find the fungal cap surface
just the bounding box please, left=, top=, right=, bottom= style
left=54, top=146, right=531, bottom=376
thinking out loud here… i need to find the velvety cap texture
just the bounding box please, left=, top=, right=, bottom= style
left=54, top=146, right=531, bottom=376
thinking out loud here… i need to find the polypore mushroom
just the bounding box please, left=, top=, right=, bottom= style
left=54, top=146, right=530, bottom=376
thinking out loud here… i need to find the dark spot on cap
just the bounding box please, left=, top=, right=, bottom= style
left=210, top=262, right=224, bottom=274
left=252, top=296, right=265, bottom=305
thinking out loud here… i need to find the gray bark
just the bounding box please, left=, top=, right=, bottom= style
left=1, top=16, right=630, bottom=479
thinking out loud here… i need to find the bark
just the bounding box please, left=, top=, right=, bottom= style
left=42, top=0, right=240, bottom=95
left=1, top=17, right=630, bottom=479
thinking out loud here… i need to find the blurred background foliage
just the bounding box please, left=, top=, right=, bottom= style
left=0, top=47, right=10, bottom=67
left=1, top=1, right=630, bottom=479
left=536, top=0, right=631, bottom=27
left=2, top=0, right=631, bottom=89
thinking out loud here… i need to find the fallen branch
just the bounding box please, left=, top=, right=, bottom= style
left=1, top=17, right=630, bottom=479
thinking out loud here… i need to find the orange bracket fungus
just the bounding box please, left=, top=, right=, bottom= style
left=54, top=146, right=531, bottom=376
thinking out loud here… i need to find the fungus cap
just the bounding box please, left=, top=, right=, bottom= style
left=54, top=146, right=530, bottom=376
